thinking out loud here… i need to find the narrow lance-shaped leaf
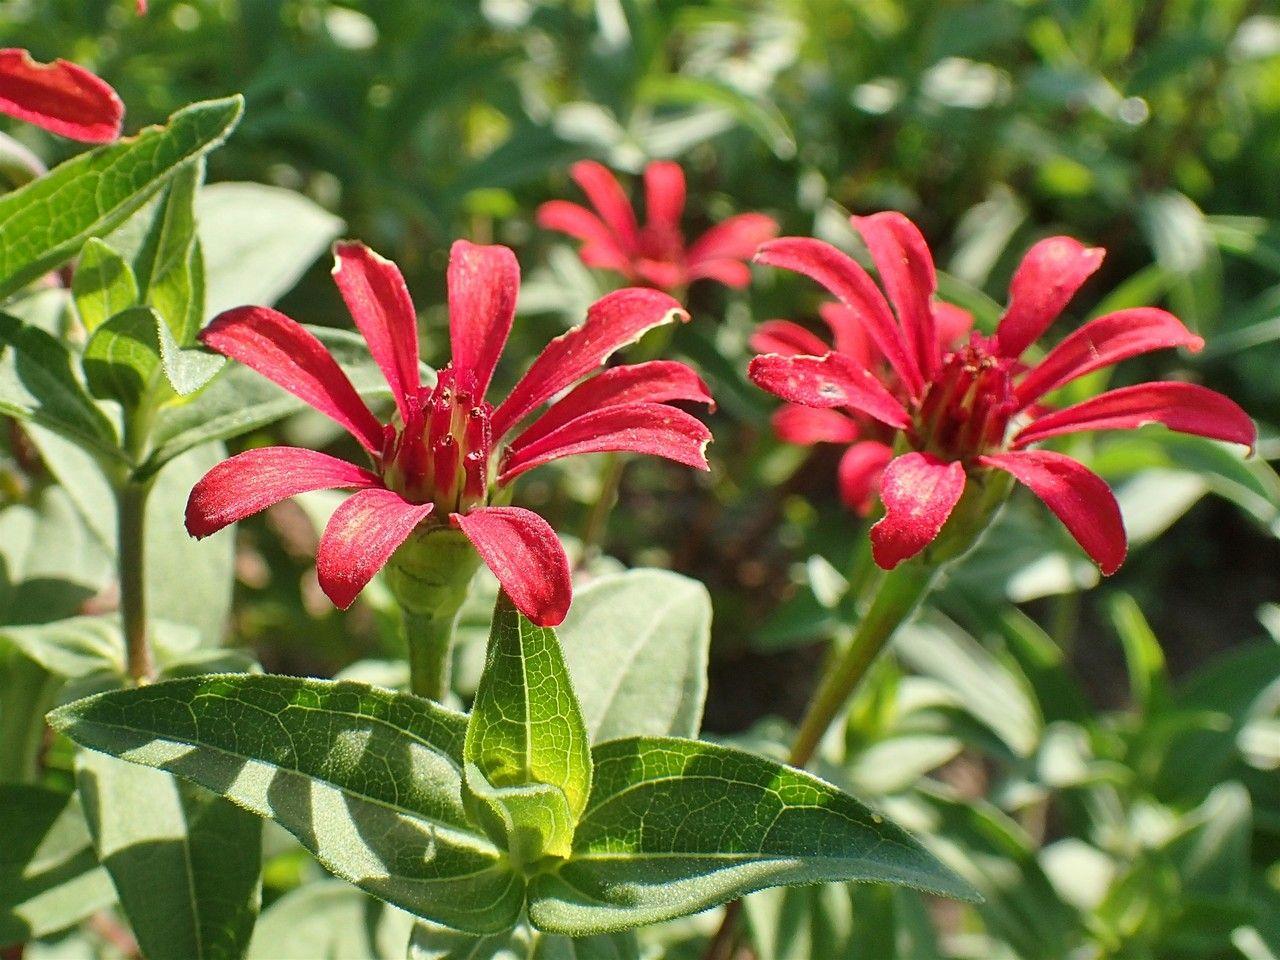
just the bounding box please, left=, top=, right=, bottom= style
left=133, top=160, right=205, bottom=344
left=72, top=238, right=139, bottom=333
left=48, top=674, right=526, bottom=935
left=464, top=592, right=593, bottom=866
left=76, top=751, right=262, bottom=960
left=528, top=737, right=980, bottom=936
left=0, top=96, right=243, bottom=300
left=0, top=785, right=116, bottom=944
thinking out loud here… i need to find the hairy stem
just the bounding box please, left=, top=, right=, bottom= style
left=115, top=480, right=154, bottom=685
left=404, top=605, right=460, bottom=701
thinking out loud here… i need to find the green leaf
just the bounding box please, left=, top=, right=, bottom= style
left=197, top=182, right=343, bottom=317
left=464, top=593, right=592, bottom=864
left=156, top=318, right=226, bottom=396
left=558, top=569, right=710, bottom=742
left=47, top=674, right=524, bottom=934
left=140, top=326, right=396, bottom=476
left=246, top=882, right=413, bottom=960
left=76, top=750, right=262, bottom=960
left=527, top=737, right=979, bottom=936
left=133, top=161, right=205, bottom=344
left=81, top=306, right=164, bottom=408
left=0, top=312, right=120, bottom=461
left=0, top=96, right=243, bottom=301
left=409, top=921, right=640, bottom=960
left=72, top=239, right=139, bottom=333
left=1107, top=593, right=1169, bottom=715
left=0, top=785, right=116, bottom=943
left=0, top=615, right=125, bottom=678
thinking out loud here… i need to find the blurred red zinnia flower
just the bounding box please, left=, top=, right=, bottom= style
left=186, top=240, right=712, bottom=626
left=0, top=49, right=123, bottom=143
left=749, top=213, right=1255, bottom=574
left=538, top=159, right=778, bottom=293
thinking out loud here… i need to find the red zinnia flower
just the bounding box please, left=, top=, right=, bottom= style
left=749, top=213, right=1256, bottom=574
left=537, top=160, right=778, bottom=293
left=186, top=240, right=712, bottom=626
left=0, top=49, right=123, bottom=143
left=751, top=299, right=974, bottom=515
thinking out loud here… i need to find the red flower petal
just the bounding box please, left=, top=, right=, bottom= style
left=510, top=361, right=712, bottom=452
left=499, top=402, right=711, bottom=483
left=748, top=352, right=910, bottom=429
left=1014, top=307, right=1204, bottom=407
left=571, top=160, right=640, bottom=252
left=755, top=237, right=923, bottom=399
left=748, top=320, right=830, bottom=357
left=933, top=301, right=974, bottom=351
left=644, top=161, right=686, bottom=234
left=452, top=506, right=571, bottom=626
left=185, top=447, right=380, bottom=539
left=772, top=405, right=861, bottom=445
left=819, top=303, right=874, bottom=365
left=0, top=49, right=123, bottom=143
left=447, top=239, right=519, bottom=398
left=136, top=0, right=147, bottom=13
left=491, top=288, right=688, bottom=439
left=316, top=489, right=434, bottom=610
left=684, top=258, right=751, bottom=288
left=200, top=306, right=384, bottom=452
left=838, top=440, right=893, bottom=515
left=994, top=237, right=1105, bottom=358
left=1015, top=381, right=1256, bottom=449
left=635, top=258, right=687, bottom=291
left=853, top=212, right=940, bottom=378
left=332, top=242, right=421, bottom=421
left=980, top=450, right=1125, bottom=575
left=869, top=453, right=967, bottom=569
left=687, top=213, right=779, bottom=265
left=536, top=200, right=632, bottom=274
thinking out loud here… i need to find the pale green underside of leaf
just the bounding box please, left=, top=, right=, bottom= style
left=558, top=569, right=710, bottom=743
left=465, top=595, right=593, bottom=862
left=0, top=311, right=121, bottom=461
left=0, top=96, right=243, bottom=301
left=246, top=882, right=414, bottom=960
left=76, top=750, right=262, bottom=960
left=0, top=785, right=116, bottom=943
left=527, top=737, right=980, bottom=936
left=409, top=919, right=640, bottom=960
left=48, top=675, right=525, bottom=934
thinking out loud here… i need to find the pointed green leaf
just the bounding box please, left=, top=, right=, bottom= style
left=0, top=96, right=243, bottom=300
left=0, top=785, right=116, bottom=943
left=465, top=593, right=592, bottom=864
left=47, top=674, right=523, bottom=934
left=156, top=317, right=225, bottom=395
left=0, top=615, right=125, bottom=678
left=527, top=737, right=979, bottom=936
left=81, top=306, right=164, bottom=408
left=0, top=312, right=120, bottom=461
left=558, top=569, right=710, bottom=742
left=139, top=326, right=398, bottom=476
left=133, top=162, right=205, bottom=344
left=72, top=239, right=139, bottom=333
left=76, top=751, right=262, bottom=960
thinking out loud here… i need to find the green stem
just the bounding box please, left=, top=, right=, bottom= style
left=788, top=559, right=937, bottom=767
left=115, top=480, right=154, bottom=685
left=577, top=453, right=625, bottom=568
left=404, top=605, right=459, bottom=701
